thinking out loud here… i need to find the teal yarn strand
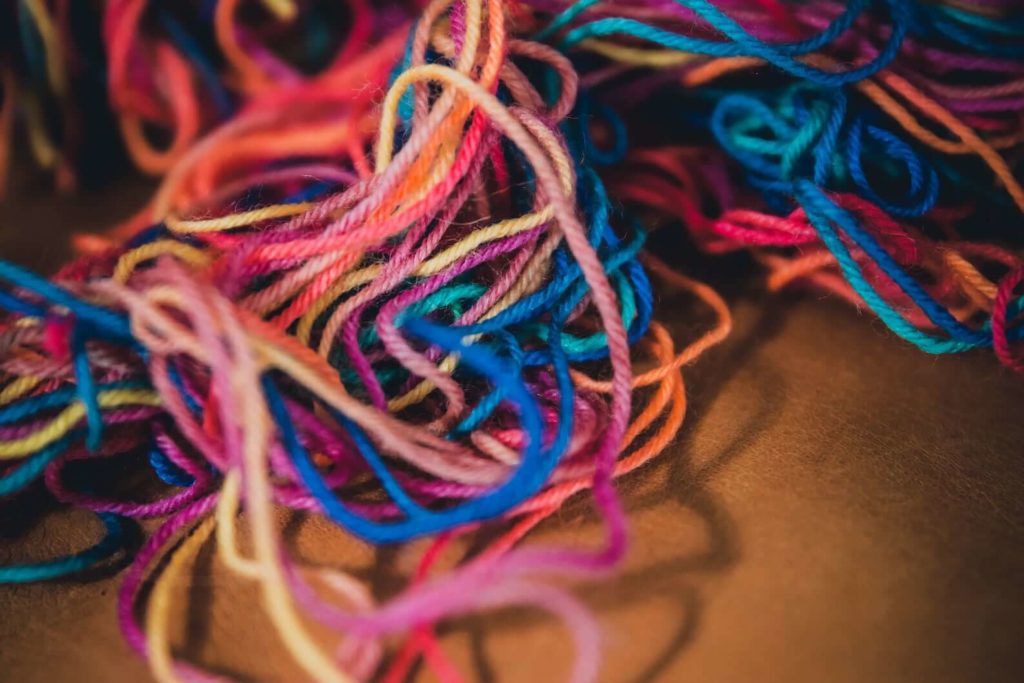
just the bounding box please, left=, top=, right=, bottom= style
left=0, top=512, right=125, bottom=583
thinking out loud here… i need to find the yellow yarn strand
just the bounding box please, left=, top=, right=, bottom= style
left=0, top=389, right=162, bottom=459
left=166, top=202, right=315, bottom=234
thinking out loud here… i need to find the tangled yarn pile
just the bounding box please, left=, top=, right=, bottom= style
left=0, top=1, right=1022, bottom=681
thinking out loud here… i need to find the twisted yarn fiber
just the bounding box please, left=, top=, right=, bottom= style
left=1, top=2, right=726, bottom=681
left=0, top=0, right=398, bottom=192
left=0, top=1, right=1021, bottom=682
left=543, top=0, right=1024, bottom=368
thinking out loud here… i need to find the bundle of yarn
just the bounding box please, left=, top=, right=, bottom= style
left=0, top=1, right=1021, bottom=681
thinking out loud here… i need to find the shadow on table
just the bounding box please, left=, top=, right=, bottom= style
left=443, top=291, right=790, bottom=683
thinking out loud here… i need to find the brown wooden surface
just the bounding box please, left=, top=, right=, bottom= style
left=1, top=182, right=1023, bottom=682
